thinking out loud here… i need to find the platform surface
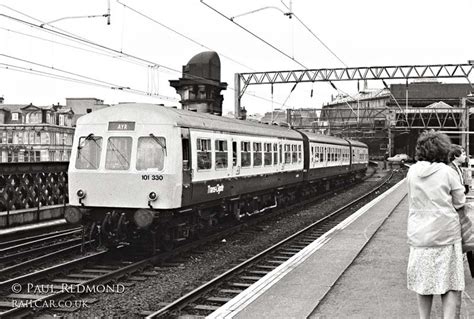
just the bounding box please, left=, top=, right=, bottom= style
left=209, top=179, right=474, bottom=318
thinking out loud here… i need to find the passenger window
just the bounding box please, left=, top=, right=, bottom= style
left=273, top=143, right=278, bottom=165
left=292, top=145, right=297, bottom=163
left=215, top=140, right=228, bottom=169
left=279, top=144, right=283, bottom=164
left=105, top=137, right=132, bottom=170
left=284, top=144, right=291, bottom=164
left=241, top=141, right=251, bottom=167
left=197, top=138, right=212, bottom=170
left=253, top=142, right=262, bottom=166
left=298, top=145, right=302, bottom=163
left=76, top=135, right=102, bottom=169
left=136, top=136, right=166, bottom=171
left=264, top=143, right=272, bottom=166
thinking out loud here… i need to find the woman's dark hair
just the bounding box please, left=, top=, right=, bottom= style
left=415, top=130, right=451, bottom=163
left=448, top=144, right=464, bottom=162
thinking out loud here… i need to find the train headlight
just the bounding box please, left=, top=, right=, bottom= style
left=134, top=209, right=154, bottom=228
left=148, top=192, right=158, bottom=201
left=77, top=189, right=86, bottom=199
left=64, top=206, right=83, bottom=224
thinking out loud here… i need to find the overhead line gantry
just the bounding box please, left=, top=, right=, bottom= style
left=234, top=63, right=474, bottom=116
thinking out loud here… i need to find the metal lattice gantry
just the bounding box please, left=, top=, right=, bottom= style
left=393, top=107, right=465, bottom=129
left=234, top=63, right=474, bottom=116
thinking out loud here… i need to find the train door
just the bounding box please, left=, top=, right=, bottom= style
left=232, top=139, right=240, bottom=175
left=345, top=140, right=353, bottom=169
left=279, top=142, right=284, bottom=170
left=181, top=128, right=192, bottom=204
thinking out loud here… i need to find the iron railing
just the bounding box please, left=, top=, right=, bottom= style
left=0, top=162, right=69, bottom=212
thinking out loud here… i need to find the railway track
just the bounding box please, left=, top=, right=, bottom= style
left=145, top=170, right=395, bottom=318
left=0, top=227, right=86, bottom=281
left=0, top=166, right=386, bottom=317
left=0, top=242, right=166, bottom=318
left=0, top=227, right=83, bottom=251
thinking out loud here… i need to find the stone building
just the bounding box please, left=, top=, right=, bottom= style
left=319, top=82, right=473, bottom=159
left=0, top=101, right=74, bottom=162
left=0, top=97, right=110, bottom=162
left=169, top=51, right=227, bottom=116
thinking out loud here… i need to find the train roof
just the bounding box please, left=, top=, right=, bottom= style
left=299, top=131, right=367, bottom=148
left=77, top=103, right=303, bottom=140
left=301, top=131, right=350, bottom=146
left=346, top=139, right=368, bottom=148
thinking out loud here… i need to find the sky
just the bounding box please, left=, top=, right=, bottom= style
left=0, top=0, right=473, bottom=116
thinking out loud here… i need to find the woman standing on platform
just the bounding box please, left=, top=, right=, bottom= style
left=407, top=130, right=466, bottom=319
left=448, top=144, right=470, bottom=194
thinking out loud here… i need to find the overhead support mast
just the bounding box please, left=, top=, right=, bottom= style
left=234, top=63, right=474, bottom=117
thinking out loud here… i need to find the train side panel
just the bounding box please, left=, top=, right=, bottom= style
left=183, top=128, right=305, bottom=206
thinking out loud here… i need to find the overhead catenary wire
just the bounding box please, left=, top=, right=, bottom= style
left=0, top=13, right=177, bottom=73
left=0, top=27, right=145, bottom=68
left=0, top=4, right=106, bottom=48
left=279, top=1, right=348, bottom=68
left=1, top=11, right=282, bottom=107
left=0, top=53, right=167, bottom=95
left=382, top=79, right=410, bottom=126
left=200, top=0, right=308, bottom=69
left=328, top=81, right=361, bottom=119
left=199, top=1, right=349, bottom=112
left=116, top=0, right=256, bottom=72
left=0, top=60, right=178, bottom=101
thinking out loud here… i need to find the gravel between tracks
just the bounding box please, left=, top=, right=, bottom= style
left=47, top=168, right=405, bottom=318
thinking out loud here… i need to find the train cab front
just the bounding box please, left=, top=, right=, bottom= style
left=66, top=123, right=181, bottom=249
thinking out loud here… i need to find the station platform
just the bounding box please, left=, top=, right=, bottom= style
left=0, top=218, right=66, bottom=237
left=208, top=179, right=474, bottom=318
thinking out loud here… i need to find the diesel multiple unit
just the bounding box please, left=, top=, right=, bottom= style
left=65, top=103, right=368, bottom=250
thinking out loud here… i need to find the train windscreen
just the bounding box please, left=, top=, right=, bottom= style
left=105, top=137, right=132, bottom=170
left=136, top=136, right=166, bottom=171
left=76, top=135, right=102, bottom=169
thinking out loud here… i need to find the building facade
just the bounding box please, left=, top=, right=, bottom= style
left=0, top=102, right=74, bottom=162
left=319, top=82, right=473, bottom=159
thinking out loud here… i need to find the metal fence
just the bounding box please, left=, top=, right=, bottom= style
left=0, top=162, right=69, bottom=212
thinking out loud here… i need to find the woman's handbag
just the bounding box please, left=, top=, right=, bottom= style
left=459, top=204, right=474, bottom=253
left=459, top=204, right=474, bottom=277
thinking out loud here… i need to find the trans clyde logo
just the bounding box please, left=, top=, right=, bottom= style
left=207, top=183, right=224, bottom=194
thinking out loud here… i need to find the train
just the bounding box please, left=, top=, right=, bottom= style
left=64, top=103, right=369, bottom=250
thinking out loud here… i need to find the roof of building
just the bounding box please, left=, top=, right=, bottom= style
left=326, top=88, right=391, bottom=106
left=390, top=82, right=473, bottom=100
left=426, top=101, right=453, bottom=108
left=66, top=97, right=104, bottom=102
left=0, top=103, right=75, bottom=113
left=56, top=106, right=74, bottom=114
left=0, top=104, right=27, bottom=112
left=185, top=51, right=221, bottom=81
